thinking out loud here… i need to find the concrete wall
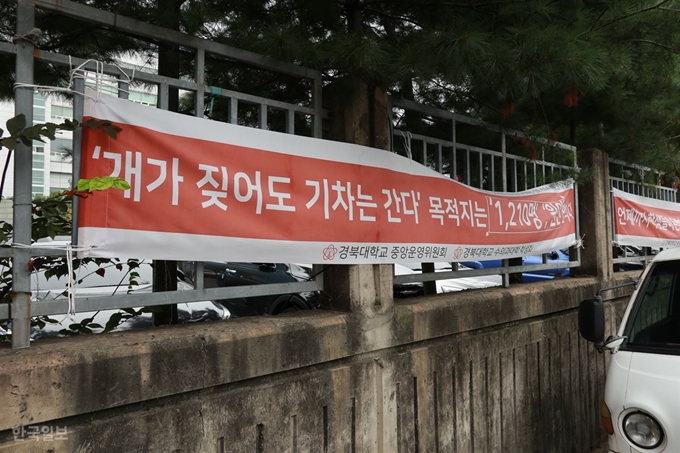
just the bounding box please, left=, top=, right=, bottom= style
left=0, top=272, right=635, bottom=452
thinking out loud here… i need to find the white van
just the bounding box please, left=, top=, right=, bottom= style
left=579, top=248, right=680, bottom=452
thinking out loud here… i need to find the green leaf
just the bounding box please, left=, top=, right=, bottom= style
left=42, top=126, right=56, bottom=141
left=77, top=179, right=90, bottom=192
left=0, top=137, right=15, bottom=151
left=81, top=118, right=97, bottom=130
left=93, top=177, right=110, bottom=190
left=60, top=119, right=78, bottom=130
left=103, top=125, right=118, bottom=139
left=6, top=114, right=26, bottom=135
left=77, top=176, right=129, bottom=192
left=104, top=312, right=124, bottom=332
left=111, top=178, right=130, bottom=190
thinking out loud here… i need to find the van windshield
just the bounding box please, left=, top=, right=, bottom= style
left=626, top=261, right=680, bottom=349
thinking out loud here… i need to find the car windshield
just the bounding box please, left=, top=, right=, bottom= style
left=626, top=261, right=680, bottom=350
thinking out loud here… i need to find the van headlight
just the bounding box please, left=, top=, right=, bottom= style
left=623, top=411, right=663, bottom=449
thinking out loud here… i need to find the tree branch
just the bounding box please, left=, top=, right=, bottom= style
left=595, top=0, right=672, bottom=31
left=363, top=7, right=424, bottom=29
left=631, top=39, right=680, bottom=53
left=590, top=4, right=612, bottom=31
left=427, top=79, right=502, bottom=117
left=440, top=0, right=530, bottom=7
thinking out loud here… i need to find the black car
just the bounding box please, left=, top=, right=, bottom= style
left=181, top=262, right=324, bottom=317
left=4, top=260, right=320, bottom=340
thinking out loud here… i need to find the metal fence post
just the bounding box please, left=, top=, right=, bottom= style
left=11, top=0, right=36, bottom=349
left=71, top=77, right=84, bottom=246
left=313, top=75, right=323, bottom=139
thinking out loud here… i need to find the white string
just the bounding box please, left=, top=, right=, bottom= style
left=13, top=57, right=136, bottom=100
left=66, top=245, right=76, bottom=315
left=10, top=242, right=92, bottom=252
left=574, top=235, right=585, bottom=249
left=13, top=242, right=93, bottom=313
left=398, top=130, right=413, bottom=161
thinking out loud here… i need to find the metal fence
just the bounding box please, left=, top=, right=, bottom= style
left=609, top=158, right=677, bottom=270
left=609, top=158, right=676, bottom=201
left=0, top=0, right=326, bottom=348
left=389, top=98, right=581, bottom=290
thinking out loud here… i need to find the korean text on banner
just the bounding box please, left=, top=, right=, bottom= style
left=613, top=188, right=680, bottom=248
left=78, top=92, right=577, bottom=264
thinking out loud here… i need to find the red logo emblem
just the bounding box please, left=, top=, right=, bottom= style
left=323, top=244, right=338, bottom=260
left=454, top=247, right=463, bottom=260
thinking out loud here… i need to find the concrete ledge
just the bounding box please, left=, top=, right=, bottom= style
left=395, top=276, right=601, bottom=342
left=393, top=271, right=639, bottom=344
left=0, top=312, right=350, bottom=431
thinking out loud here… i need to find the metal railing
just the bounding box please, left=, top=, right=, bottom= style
left=609, top=158, right=677, bottom=271
left=609, top=158, right=676, bottom=201
left=389, top=98, right=581, bottom=290
left=1, top=0, right=326, bottom=348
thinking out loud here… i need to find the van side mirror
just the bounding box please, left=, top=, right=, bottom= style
left=578, top=297, right=605, bottom=344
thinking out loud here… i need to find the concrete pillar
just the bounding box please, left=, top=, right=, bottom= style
left=323, top=79, right=395, bottom=352
left=577, top=148, right=613, bottom=281
left=323, top=264, right=394, bottom=351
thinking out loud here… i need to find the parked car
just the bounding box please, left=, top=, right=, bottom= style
left=579, top=248, right=680, bottom=452
left=181, top=261, right=324, bottom=317
left=23, top=260, right=229, bottom=340
left=461, top=249, right=571, bottom=282
left=394, top=262, right=502, bottom=298
left=2, top=258, right=323, bottom=341
left=614, top=245, right=658, bottom=271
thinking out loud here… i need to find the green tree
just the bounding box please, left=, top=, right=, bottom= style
left=2, top=0, right=680, bottom=172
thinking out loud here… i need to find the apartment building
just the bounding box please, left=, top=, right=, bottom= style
left=0, top=58, right=158, bottom=200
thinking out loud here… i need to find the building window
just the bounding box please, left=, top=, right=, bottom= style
left=32, top=170, right=45, bottom=185
left=33, top=92, right=45, bottom=107
left=33, top=109, right=45, bottom=123
left=32, top=154, right=45, bottom=169
left=129, top=90, right=158, bottom=106
left=51, top=104, right=73, bottom=120
left=50, top=172, right=72, bottom=189
left=33, top=92, right=46, bottom=123
left=51, top=138, right=72, bottom=156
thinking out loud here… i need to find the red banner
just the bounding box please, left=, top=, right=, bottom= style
left=78, top=92, right=577, bottom=263
left=613, top=188, right=680, bottom=248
